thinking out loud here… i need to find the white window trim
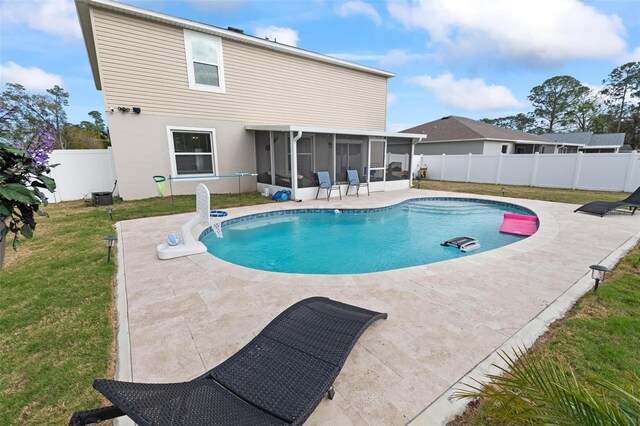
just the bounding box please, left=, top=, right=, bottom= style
left=183, top=29, right=226, bottom=93
left=166, top=126, right=219, bottom=179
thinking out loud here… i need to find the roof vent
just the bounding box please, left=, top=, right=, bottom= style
left=442, top=116, right=450, bottom=120
left=227, top=26, right=244, bottom=34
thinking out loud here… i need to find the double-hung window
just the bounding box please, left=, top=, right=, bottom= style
left=184, top=29, right=225, bottom=93
left=167, top=127, right=218, bottom=177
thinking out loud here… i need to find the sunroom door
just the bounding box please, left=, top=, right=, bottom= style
left=368, top=138, right=386, bottom=191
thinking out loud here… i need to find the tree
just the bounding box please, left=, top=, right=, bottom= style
left=528, top=76, right=590, bottom=133
left=571, top=90, right=601, bottom=132
left=46, top=85, right=69, bottom=149
left=600, top=62, right=640, bottom=133
left=480, top=113, right=540, bottom=134
left=0, top=83, right=57, bottom=150
left=65, top=110, right=110, bottom=149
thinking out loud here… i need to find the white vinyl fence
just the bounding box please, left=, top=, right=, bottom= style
left=414, top=151, right=640, bottom=193
left=44, top=148, right=118, bottom=202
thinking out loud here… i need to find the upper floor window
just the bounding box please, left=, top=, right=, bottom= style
left=184, top=30, right=225, bottom=93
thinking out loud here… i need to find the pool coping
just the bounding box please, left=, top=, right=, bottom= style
left=110, top=189, right=639, bottom=425
left=408, top=229, right=640, bottom=425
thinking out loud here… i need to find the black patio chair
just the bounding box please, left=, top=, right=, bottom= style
left=574, top=186, right=640, bottom=217
left=69, top=297, right=387, bottom=425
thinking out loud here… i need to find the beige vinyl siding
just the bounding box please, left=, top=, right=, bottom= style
left=91, top=8, right=388, bottom=130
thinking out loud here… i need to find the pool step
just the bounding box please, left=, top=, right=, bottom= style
left=230, top=216, right=299, bottom=231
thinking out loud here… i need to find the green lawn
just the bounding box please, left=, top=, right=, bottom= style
left=413, top=179, right=628, bottom=205
left=0, top=192, right=270, bottom=425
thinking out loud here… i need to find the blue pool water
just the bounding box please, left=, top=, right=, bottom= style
left=201, top=198, right=536, bottom=274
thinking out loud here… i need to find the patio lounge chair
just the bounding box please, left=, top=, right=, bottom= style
left=574, top=186, right=640, bottom=217
left=346, top=169, right=369, bottom=197
left=315, top=171, right=341, bottom=201
left=69, top=297, right=387, bottom=426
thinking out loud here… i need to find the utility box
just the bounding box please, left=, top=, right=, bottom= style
left=91, top=192, right=113, bottom=206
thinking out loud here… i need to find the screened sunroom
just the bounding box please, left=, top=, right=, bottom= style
left=247, top=125, right=424, bottom=200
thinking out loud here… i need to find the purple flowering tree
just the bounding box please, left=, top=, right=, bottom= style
left=0, top=127, right=56, bottom=268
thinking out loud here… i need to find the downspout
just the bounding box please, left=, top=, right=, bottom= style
left=290, top=130, right=303, bottom=200
left=410, top=136, right=425, bottom=187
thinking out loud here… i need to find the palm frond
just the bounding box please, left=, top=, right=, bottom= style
left=452, top=347, right=640, bottom=426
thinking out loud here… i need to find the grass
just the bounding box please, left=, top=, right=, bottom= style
left=413, top=179, right=628, bottom=205
left=455, top=243, right=640, bottom=426
left=0, top=192, right=270, bottom=425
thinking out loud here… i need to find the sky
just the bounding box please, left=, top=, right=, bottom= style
left=1, top=0, right=639, bottom=131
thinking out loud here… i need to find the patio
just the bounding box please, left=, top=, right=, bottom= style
left=114, top=189, right=640, bottom=425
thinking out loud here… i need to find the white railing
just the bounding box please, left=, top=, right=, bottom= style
left=44, top=148, right=118, bottom=202
left=413, top=151, right=640, bottom=193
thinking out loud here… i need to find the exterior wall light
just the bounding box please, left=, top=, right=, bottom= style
left=104, top=236, right=117, bottom=262
left=589, top=264, right=609, bottom=291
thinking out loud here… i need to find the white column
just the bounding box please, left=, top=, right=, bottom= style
left=465, top=153, right=472, bottom=183
left=622, top=150, right=638, bottom=192
left=440, top=153, right=446, bottom=181
left=571, top=151, right=583, bottom=190
left=495, top=152, right=503, bottom=184
left=530, top=152, right=539, bottom=187
left=290, top=131, right=298, bottom=199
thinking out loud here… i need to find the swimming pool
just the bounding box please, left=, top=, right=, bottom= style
left=200, top=198, right=537, bottom=274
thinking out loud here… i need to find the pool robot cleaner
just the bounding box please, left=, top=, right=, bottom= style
left=441, top=236, right=481, bottom=253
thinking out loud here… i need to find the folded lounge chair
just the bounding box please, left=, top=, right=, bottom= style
left=574, top=186, right=640, bottom=217
left=69, top=297, right=387, bottom=426
left=315, top=171, right=341, bottom=201
left=346, top=169, right=369, bottom=197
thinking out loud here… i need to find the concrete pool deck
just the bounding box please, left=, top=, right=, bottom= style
left=113, top=189, right=640, bottom=425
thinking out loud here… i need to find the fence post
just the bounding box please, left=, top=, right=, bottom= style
left=530, top=152, right=539, bottom=187
left=622, top=151, right=638, bottom=192
left=495, top=153, right=503, bottom=184
left=465, top=153, right=472, bottom=182
left=440, top=153, right=446, bottom=181
left=571, top=151, right=583, bottom=190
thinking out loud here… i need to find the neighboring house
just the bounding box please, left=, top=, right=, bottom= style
left=75, top=0, right=422, bottom=200
left=540, top=132, right=626, bottom=153
left=403, top=116, right=580, bottom=155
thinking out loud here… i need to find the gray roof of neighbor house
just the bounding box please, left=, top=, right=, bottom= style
left=402, top=116, right=547, bottom=143
left=541, top=132, right=625, bottom=148
left=75, top=0, right=395, bottom=90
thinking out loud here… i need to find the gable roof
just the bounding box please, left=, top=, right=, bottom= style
left=75, top=0, right=395, bottom=91
left=402, top=116, right=546, bottom=143
left=541, top=132, right=625, bottom=148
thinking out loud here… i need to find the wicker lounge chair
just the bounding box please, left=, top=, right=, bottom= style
left=574, top=186, right=640, bottom=217
left=315, top=171, right=341, bottom=201
left=345, top=169, right=369, bottom=197
left=69, top=297, right=387, bottom=426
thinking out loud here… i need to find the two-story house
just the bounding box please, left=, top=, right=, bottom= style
left=76, top=0, right=423, bottom=200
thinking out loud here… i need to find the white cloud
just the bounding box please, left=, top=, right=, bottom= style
left=2, top=0, right=81, bottom=39
left=620, top=46, right=640, bottom=63
left=335, top=1, right=382, bottom=25
left=387, top=0, right=627, bottom=63
left=387, top=93, right=398, bottom=107
left=255, top=26, right=299, bottom=47
left=410, top=73, right=520, bottom=112
left=0, top=62, right=64, bottom=91
left=329, top=49, right=430, bottom=66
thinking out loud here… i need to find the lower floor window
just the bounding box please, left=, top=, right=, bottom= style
left=167, top=127, right=218, bottom=176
